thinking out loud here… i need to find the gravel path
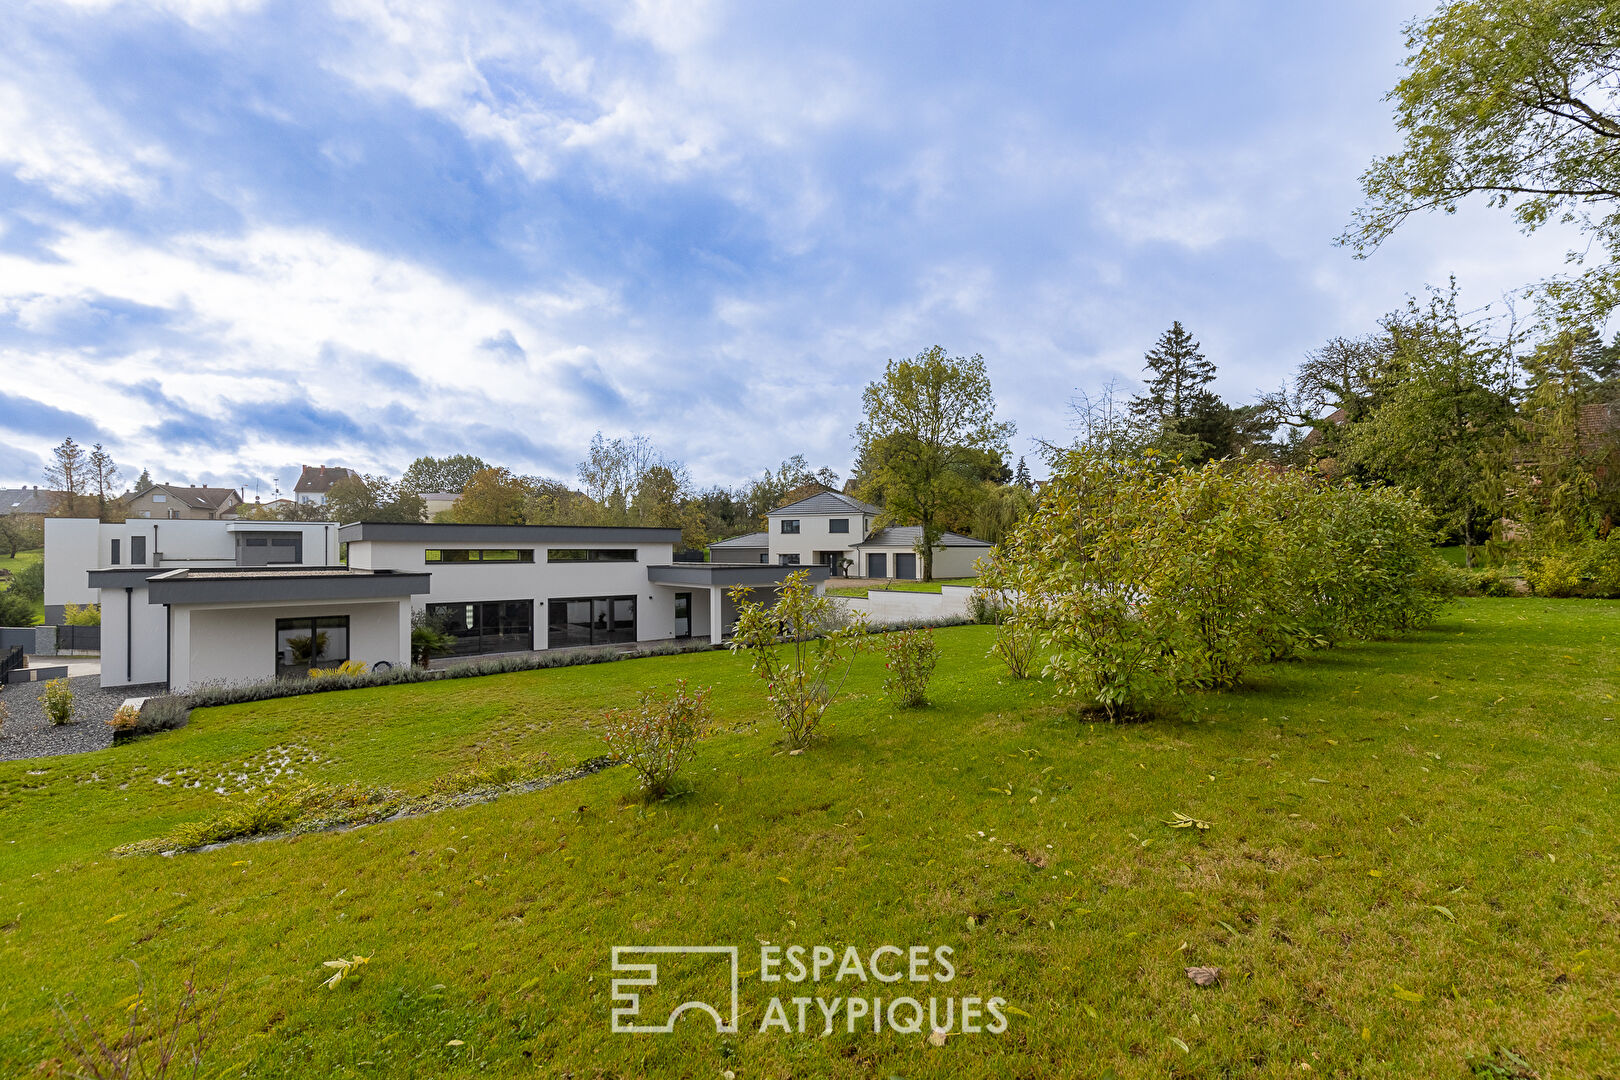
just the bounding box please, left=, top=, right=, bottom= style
left=0, top=677, right=162, bottom=761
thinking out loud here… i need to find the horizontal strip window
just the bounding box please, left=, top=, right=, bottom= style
left=425, top=549, right=536, bottom=563
left=547, top=548, right=638, bottom=563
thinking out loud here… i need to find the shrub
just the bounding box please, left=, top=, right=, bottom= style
left=0, top=589, right=34, bottom=627
left=728, top=570, right=870, bottom=749
left=42, top=678, right=75, bottom=725
left=8, top=560, right=44, bottom=604
left=991, top=619, right=1038, bottom=679
left=62, top=602, right=101, bottom=626
left=1523, top=551, right=1584, bottom=597
left=52, top=966, right=222, bottom=1079
left=967, top=586, right=1004, bottom=626
left=107, top=696, right=191, bottom=743
left=1580, top=537, right=1620, bottom=598
left=411, top=609, right=458, bottom=666
left=599, top=679, right=712, bottom=798
left=308, top=660, right=369, bottom=680
left=882, top=627, right=938, bottom=707
left=116, top=782, right=403, bottom=855
left=1471, top=566, right=1518, bottom=597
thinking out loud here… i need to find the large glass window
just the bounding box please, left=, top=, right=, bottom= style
left=425, top=600, right=534, bottom=656
left=779, top=553, right=801, bottom=566
left=425, top=549, right=535, bottom=563
left=779, top=519, right=800, bottom=534
left=546, top=595, right=637, bottom=649
left=546, top=549, right=637, bottom=563
left=275, top=616, right=349, bottom=679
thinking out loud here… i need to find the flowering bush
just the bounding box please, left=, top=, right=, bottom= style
left=728, top=570, right=870, bottom=749
left=599, top=679, right=712, bottom=799
left=108, top=703, right=142, bottom=733
left=882, top=627, right=938, bottom=708
left=42, top=678, right=75, bottom=725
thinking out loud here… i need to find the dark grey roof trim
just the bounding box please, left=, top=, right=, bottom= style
left=87, top=568, right=167, bottom=589
left=646, top=564, right=832, bottom=588
left=146, top=567, right=431, bottom=605
left=766, top=491, right=882, bottom=516
left=708, top=531, right=768, bottom=547
left=338, top=522, right=682, bottom=544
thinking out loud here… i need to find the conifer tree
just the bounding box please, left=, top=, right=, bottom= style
left=1130, top=322, right=1215, bottom=424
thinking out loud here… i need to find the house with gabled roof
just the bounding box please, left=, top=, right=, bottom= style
left=125, top=483, right=243, bottom=520
left=730, top=489, right=990, bottom=580
left=293, top=465, right=354, bottom=506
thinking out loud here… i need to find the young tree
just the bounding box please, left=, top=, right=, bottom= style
left=0, top=514, right=43, bottom=558
left=1013, top=456, right=1032, bottom=489
left=1343, top=0, right=1620, bottom=322
left=400, top=454, right=491, bottom=495
left=854, top=347, right=1015, bottom=580
left=134, top=468, right=153, bottom=490
left=43, top=437, right=94, bottom=516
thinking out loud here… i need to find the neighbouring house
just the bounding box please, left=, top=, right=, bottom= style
left=853, top=525, right=989, bottom=580
left=69, top=519, right=827, bottom=691
left=419, top=491, right=460, bottom=520
left=1, top=486, right=66, bottom=515
left=124, top=483, right=244, bottom=521
left=293, top=465, right=354, bottom=506
left=737, top=490, right=991, bottom=579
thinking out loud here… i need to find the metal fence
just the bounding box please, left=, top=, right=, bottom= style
left=56, top=625, right=101, bottom=652
left=1, top=645, right=22, bottom=682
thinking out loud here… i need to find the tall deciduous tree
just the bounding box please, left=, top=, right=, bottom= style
left=854, top=346, right=1015, bottom=580
left=1343, top=0, right=1620, bottom=321
left=448, top=467, right=531, bottom=524
left=87, top=442, right=121, bottom=520
left=400, top=454, right=491, bottom=495
left=43, top=437, right=95, bottom=517
left=1340, top=286, right=1516, bottom=564
left=324, top=474, right=427, bottom=523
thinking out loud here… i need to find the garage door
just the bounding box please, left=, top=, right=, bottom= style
left=867, top=553, right=887, bottom=578
left=894, top=553, right=917, bottom=580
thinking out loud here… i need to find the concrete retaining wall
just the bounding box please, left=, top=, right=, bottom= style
left=839, top=584, right=978, bottom=623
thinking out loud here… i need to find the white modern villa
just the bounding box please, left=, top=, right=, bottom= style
left=707, top=490, right=991, bottom=579
left=47, top=517, right=830, bottom=692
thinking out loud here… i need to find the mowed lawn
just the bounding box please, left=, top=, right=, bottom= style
left=0, top=600, right=1616, bottom=1078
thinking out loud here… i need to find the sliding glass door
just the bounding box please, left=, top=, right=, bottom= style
left=546, top=596, right=637, bottom=649
left=425, top=600, right=534, bottom=656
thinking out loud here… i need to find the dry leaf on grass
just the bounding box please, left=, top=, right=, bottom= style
left=1185, top=965, right=1221, bottom=986
left=928, top=1028, right=949, bottom=1046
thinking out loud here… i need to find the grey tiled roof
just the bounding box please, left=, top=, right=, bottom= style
left=854, top=526, right=991, bottom=548
left=767, top=491, right=882, bottom=516
left=708, top=531, right=769, bottom=547
left=0, top=488, right=63, bottom=514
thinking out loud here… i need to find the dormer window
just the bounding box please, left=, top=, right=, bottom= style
left=828, top=518, right=849, bottom=533
left=780, top=519, right=800, bottom=534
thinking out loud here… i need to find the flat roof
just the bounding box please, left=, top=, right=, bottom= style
left=646, top=563, right=832, bottom=588
left=337, top=522, right=683, bottom=544
left=145, top=566, right=431, bottom=606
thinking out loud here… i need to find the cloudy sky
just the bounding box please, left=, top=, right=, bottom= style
left=0, top=0, right=1585, bottom=494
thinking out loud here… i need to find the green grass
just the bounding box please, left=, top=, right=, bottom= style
left=0, top=547, right=43, bottom=624
left=1, top=600, right=1617, bottom=1077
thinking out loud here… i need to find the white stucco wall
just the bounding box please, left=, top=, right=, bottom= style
left=168, top=598, right=410, bottom=692
left=98, top=583, right=171, bottom=687
left=346, top=538, right=679, bottom=647
left=837, top=584, right=976, bottom=623
left=764, top=511, right=871, bottom=569
left=50, top=519, right=340, bottom=606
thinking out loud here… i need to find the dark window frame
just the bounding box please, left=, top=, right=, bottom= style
left=425, top=548, right=537, bottom=564
left=274, top=615, right=350, bottom=679
left=779, top=519, right=800, bottom=534
left=131, top=536, right=147, bottom=565
left=425, top=599, right=534, bottom=655
left=109, top=539, right=120, bottom=566
left=545, top=548, right=638, bottom=563
left=545, top=594, right=638, bottom=648
left=828, top=518, right=849, bottom=533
